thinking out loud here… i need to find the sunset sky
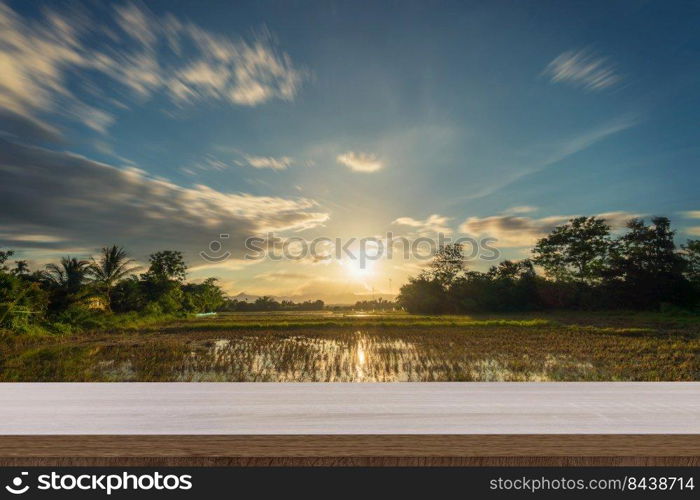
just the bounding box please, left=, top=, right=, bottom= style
left=0, top=1, right=698, bottom=303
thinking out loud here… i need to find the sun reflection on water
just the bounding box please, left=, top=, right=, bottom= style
left=355, top=332, right=366, bottom=380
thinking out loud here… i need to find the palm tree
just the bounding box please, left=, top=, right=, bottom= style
left=44, top=257, right=91, bottom=291
left=12, top=260, right=29, bottom=276
left=88, top=245, right=138, bottom=310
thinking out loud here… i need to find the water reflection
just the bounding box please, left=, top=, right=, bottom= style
left=163, top=330, right=594, bottom=382
left=355, top=334, right=366, bottom=380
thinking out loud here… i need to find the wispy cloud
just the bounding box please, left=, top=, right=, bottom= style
left=337, top=151, right=383, bottom=173
left=542, top=116, right=639, bottom=166
left=0, top=138, right=328, bottom=260
left=460, top=215, right=569, bottom=247
left=0, top=2, right=307, bottom=136
left=544, top=49, right=621, bottom=91
left=460, top=211, right=636, bottom=248
left=0, top=109, right=63, bottom=144
left=504, top=206, right=538, bottom=215
left=450, top=115, right=639, bottom=202
left=240, top=154, right=293, bottom=170
left=209, top=147, right=296, bottom=171
left=681, top=211, right=700, bottom=236
left=392, top=214, right=452, bottom=234
left=255, top=271, right=314, bottom=281
left=181, top=154, right=232, bottom=175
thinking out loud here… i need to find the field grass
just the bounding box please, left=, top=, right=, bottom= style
left=0, top=311, right=698, bottom=381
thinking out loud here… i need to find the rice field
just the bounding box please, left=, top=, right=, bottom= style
left=0, top=311, right=698, bottom=381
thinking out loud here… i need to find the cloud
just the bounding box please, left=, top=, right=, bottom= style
left=681, top=211, right=700, bottom=236
left=337, top=152, right=383, bottom=173
left=66, top=102, right=116, bottom=134
left=182, top=154, right=232, bottom=175
left=241, top=154, right=292, bottom=170
left=460, top=215, right=568, bottom=247
left=114, top=2, right=158, bottom=47
left=459, top=211, right=637, bottom=248
left=544, top=49, right=621, bottom=91
left=0, top=109, right=64, bottom=145
left=392, top=214, right=452, bottom=234
left=0, top=233, right=66, bottom=245
left=504, top=206, right=538, bottom=215
left=165, top=24, right=305, bottom=107
left=542, top=116, right=639, bottom=166
left=450, top=115, right=639, bottom=202
left=255, top=271, right=313, bottom=281
left=0, top=2, right=307, bottom=135
left=0, top=138, right=328, bottom=262
left=245, top=278, right=392, bottom=305
left=210, top=148, right=295, bottom=171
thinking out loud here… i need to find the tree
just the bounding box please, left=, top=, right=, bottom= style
left=354, top=298, right=395, bottom=311
left=613, top=218, right=683, bottom=274
left=397, top=244, right=466, bottom=313
left=487, top=259, right=535, bottom=281
left=0, top=249, right=13, bottom=271
left=111, top=275, right=147, bottom=312
left=43, top=257, right=90, bottom=292
left=532, top=216, right=612, bottom=284
left=88, top=245, right=138, bottom=311
left=445, top=260, right=539, bottom=313
left=682, top=240, right=700, bottom=285
left=422, top=243, right=465, bottom=288
left=0, top=272, right=49, bottom=329
left=12, top=260, right=30, bottom=276
left=42, top=257, right=91, bottom=311
left=398, top=275, right=447, bottom=313
left=254, top=296, right=280, bottom=311
left=138, top=251, right=188, bottom=313
left=143, top=250, right=187, bottom=283
left=182, top=278, right=225, bottom=313
left=221, top=297, right=325, bottom=312
left=607, top=217, right=690, bottom=308
left=0, top=249, right=48, bottom=329
left=608, top=217, right=685, bottom=280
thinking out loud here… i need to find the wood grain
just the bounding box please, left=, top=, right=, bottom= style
left=0, top=435, right=698, bottom=466
left=2, top=383, right=698, bottom=466
left=2, top=383, right=699, bottom=435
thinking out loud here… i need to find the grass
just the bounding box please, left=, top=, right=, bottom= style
left=155, top=315, right=555, bottom=332
left=0, top=310, right=697, bottom=381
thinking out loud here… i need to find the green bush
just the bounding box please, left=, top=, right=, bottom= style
left=0, top=273, right=49, bottom=328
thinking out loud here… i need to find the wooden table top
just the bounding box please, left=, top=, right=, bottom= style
left=1, top=383, right=698, bottom=466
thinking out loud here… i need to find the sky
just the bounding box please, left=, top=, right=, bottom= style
left=0, top=0, right=698, bottom=303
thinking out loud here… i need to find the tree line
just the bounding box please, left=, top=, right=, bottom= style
left=0, top=245, right=330, bottom=333
left=0, top=246, right=229, bottom=332
left=398, top=216, right=700, bottom=313
left=221, top=297, right=324, bottom=312
left=3, top=215, right=699, bottom=330
left=353, top=298, right=397, bottom=311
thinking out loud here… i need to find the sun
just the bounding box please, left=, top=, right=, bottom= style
left=340, top=258, right=376, bottom=281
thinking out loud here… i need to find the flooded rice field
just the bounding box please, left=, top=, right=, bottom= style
left=1, top=315, right=697, bottom=381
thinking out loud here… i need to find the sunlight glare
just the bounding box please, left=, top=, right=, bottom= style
left=341, top=258, right=376, bottom=281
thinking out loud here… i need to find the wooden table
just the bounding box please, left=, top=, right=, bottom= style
left=1, top=383, right=698, bottom=466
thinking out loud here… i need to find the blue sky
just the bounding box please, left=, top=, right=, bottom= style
left=0, top=1, right=698, bottom=302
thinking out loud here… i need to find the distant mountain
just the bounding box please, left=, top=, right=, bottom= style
left=229, top=292, right=261, bottom=303
left=229, top=292, right=296, bottom=302
left=227, top=291, right=395, bottom=306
